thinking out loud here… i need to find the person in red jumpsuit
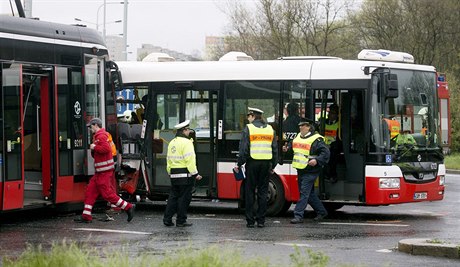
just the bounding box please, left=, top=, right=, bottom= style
left=75, top=118, right=134, bottom=223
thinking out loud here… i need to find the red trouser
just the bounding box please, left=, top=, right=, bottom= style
left=82, top=170, right=132, bottom=221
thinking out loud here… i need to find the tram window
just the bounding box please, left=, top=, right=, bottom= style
left=85, top=58, right=100, bottom=119
left=57, top=67, right=73, bottom=176
left=3, top=66, right=22, bottom=181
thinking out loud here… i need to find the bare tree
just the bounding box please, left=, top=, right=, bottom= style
left=222, top=0, right=356, bottom=59
left=350, top=0, right=460, bottom=67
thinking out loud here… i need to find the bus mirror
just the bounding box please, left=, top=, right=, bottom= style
left=386, top=73, right=398, bottom=98
left=152, top=139, right=163, bottom=153
left=107, top=61, right=123, bottom=91
left=111, top=70, right=123, bottom=91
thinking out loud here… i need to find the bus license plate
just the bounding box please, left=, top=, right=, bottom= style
left=414, top=192, right=427, bottom=200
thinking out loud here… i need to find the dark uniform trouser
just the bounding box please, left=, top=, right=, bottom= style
left=245, top=160, right=271, bottom=225
left=163, top=182, right=193, bottom=224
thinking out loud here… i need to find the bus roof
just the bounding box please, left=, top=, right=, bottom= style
left=116, top=59, right=436, bottom=84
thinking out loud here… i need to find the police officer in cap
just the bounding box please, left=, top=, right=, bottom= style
left=163, top=120, right=202, bottom=227
left=283, top=118, right=329, bottom=223
left=235, top=107, right=278, bottom=228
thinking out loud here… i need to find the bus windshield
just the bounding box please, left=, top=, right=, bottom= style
left=370, top=69, right=440, bottom=153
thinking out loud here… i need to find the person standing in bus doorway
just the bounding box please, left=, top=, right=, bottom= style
left=323, top=104, right=341, bottom=183
left=235, top=107, right=278, bottom=228
left=163, top=120, right=203, bottom=227
left=75, top=118, right=135, bottom=223
left=283, top=102, right=301, bottom=139
left=283, top=118, right=330, bottom=224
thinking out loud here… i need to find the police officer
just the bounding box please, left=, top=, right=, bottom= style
left=235, top=107, right=278, bottom=228
left=283, top=118, right=330, bottom=224
left=163, top=120, right=202, bottom=227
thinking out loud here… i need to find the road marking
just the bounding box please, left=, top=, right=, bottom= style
left=319, top=222, right=409, bottom=227
left=73, top=228, right=152, bottom=235
left=222, top=239, right=311, bottom=247
left=274, top=242, right=311, bottom=247
left=376, top=249, right=393, bottom=253
left=191, top=217, right=243, bottom=221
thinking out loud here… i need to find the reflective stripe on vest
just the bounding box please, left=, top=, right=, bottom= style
left=170, top=173, right=191, bottom=178
left=248, top=124, right=274, bottom=160
left=324, top=122, right=338, bottom=145
left=94, top=158, right=115, bottom=172
left=292, top=133, right=323, bottom=169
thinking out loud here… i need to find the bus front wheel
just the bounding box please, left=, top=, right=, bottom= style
left=266, top=174, right=291, bottom=216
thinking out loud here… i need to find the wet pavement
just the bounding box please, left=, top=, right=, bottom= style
left=1, top=173, right=460, bottom=266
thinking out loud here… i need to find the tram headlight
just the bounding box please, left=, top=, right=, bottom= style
left=439, top=175, right=445, bottom=186
left=379, top=178, right=400, bottom=189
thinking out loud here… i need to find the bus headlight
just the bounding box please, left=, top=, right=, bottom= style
left=439, top=175, right=445, bottom=186
left=379, top=178, right=400, bottom=189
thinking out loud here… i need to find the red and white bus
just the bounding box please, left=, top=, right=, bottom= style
left=0, top=3, right=118, bottom=212
left=115, top=49, right=445, bottom=216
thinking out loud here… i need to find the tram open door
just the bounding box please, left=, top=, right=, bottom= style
left=1, top=64, right=53, bottom=210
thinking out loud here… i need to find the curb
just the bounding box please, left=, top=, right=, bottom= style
left=446, top=169, right=460, bottom=175
left=398, top=238, right=460, bottom=259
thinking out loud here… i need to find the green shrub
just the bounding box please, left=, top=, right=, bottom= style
left=3, top=241, right=333, bottom=267
left=444, top=153, right=460, bottom=170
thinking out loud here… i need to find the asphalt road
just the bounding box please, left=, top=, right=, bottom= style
left=1, top=174, right=459, bottom=266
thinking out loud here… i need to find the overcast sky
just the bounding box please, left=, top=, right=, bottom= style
left=1, top=0, right=243, bottom=60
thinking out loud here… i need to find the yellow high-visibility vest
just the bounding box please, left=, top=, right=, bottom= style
left=324, top=122, right=338, bottom=145
left=248, top=124, right=274, bottom=160
left=167, top=136, right=198, bottom=176
left=292, top=133, right=323, bottom=169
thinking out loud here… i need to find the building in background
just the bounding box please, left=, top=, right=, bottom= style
left=106, top=35, right=125, bottom=61
left=204, top=36, right=226, bottom=61
left=137, top=44, right=200, bottom=61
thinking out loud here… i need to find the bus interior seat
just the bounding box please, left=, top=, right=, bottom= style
left=117, top=122, right=141, bottom=157
left=412, top=133, right=426, bottom=146
left=130, top=124, right=142, bottom=139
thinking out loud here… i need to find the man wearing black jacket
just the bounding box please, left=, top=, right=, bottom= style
left=283, top=118, right=330, bottom=224
left=235, top=107, right=278, bottom=228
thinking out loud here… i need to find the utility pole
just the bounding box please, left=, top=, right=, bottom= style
left=123, top=0, right=128, bottom=60
left=103, top=0, right=107, bottom=41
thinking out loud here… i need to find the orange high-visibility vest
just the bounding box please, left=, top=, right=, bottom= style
left=107, top=133, right=117, bottom=157
left=384, top=119, right=400, bottom=139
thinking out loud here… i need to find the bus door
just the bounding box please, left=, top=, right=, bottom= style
left=1, top=64, right=53, bottom=210
left=185, top=85, right=218, bottom=197
left=339, top=91, right=365, bottom=201
left=316, top=89, right=365, bottom=203
left=149, top=89, right=184, bottom=195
